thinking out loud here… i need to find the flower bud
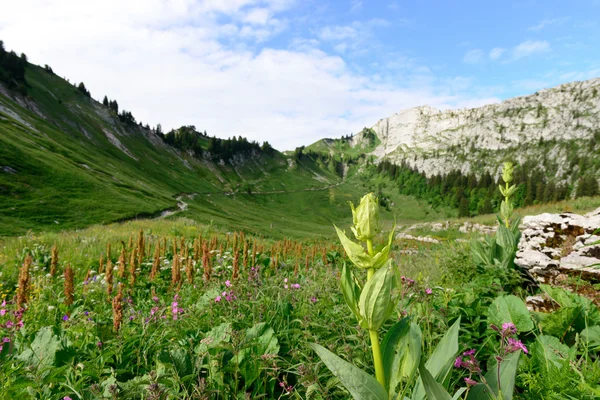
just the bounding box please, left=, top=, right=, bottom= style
left=350, top=193, right=380, bottom=241
left=502, top=162, right=514, bottom=184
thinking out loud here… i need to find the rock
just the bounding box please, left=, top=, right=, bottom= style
left=396, top=233, right=440, bottom=244
left=526, top=294, right=558, bottom=312
left=515, top=207, right=600, bottom=283
left=458, top=221, right=497, bottom=235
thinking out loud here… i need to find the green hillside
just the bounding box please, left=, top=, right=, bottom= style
left=0, top=61, right=451, bottom=238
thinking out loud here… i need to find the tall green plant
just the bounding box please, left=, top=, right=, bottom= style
left=310, top=193, right=461, bottom=399
left=471, top=162, right=522, bottom=271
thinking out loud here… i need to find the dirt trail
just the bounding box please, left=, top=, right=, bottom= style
left=153, top=181, right=344, bottom=219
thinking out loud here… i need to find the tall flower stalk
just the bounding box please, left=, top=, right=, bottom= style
left=333, top=193, right=395, bottom=388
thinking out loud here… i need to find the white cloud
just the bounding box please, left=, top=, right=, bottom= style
left=242, top=8, right=271, bottom=25
left=512, top=40, right=551, bottom=60
left=489, top=47, right=505, bottom=60
left=463, top=49, right=484, bottom=64
left=528, top=17, right=569, bottom=31
left=350, top=0, right=363, bottom=12
left=319, top=25, right=358, bottom=41
left=0, top=0, right=499, bottom=150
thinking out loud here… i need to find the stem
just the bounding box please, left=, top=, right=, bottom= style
left=365, top=239, right=385, bottom=387
left=369, top=328, right=386, bottom=387
left=504, top=182, right=510, bottom=228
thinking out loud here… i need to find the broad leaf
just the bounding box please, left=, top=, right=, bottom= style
left=412, top=318, right=461, bottom=400
left=236, top=322, right=280, bottom=387
left=487, top=295, right=534, bottom=333
left=310, top=343, right=388, bottom=400
left=581, top=326, right=600, bottom=351
left=382, top=319, right=422, bottom=395
left=335, top=226, right=372, bottom=269
left=195, top=322, right=232, bottom=353
left=341, top=262, right=361, bottom=322
left=17, top=326, right=60, bottom=369
left=531, top=335, right=569, bottom=373
left=418, top=364, right=452, bottom=400
left=372, top=230, right=395, bottom=270
left=539, top=285, right=600, bottom=340
left=359, top=264, right=394, bottom=331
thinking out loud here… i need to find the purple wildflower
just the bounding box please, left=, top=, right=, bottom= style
left=506, top=338, right=528, bottom=354
left=501, top=322, right=517, bottom=336
left=464, top=377, right=478, bottom=386
left=62, top=315, right=69, bottom=321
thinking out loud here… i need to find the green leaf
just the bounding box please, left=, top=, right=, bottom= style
left=382, top=319, right=422, bottom=395
left=581, top=326, right=600, bottom=351
left=236, top=323, right=280, bottom=388
left=496, top=224, right=515, bottom=254
left=359, top=264, right=394, bottom=331
left=17, top=326, right=60, bottom=369
left=531, top=335, right=569, bottom=373
left=418, top=364, right=452, bottom=400
left=487, top=295, right=534, bottom=333
left=466, top=351, right=521, bottom=400
left=310, top=343, right=388, bottom=400
left=539, top=285, right=600, bottom=340
left=335, top=225, right=372, bottom=269
left=372, top=230, right=395, bottom=270
left=412, top=318, right=461, bottom=400
left=195, top=322, right=232, bottom=353
left=341, top=262, right=362, bottom=322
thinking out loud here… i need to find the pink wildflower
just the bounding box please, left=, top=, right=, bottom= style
left=506, top=338, right=528, bottom=354
left=464, top=377, right=478, bottom=386
left=425, top=288, right=432, bottom=295
left=225, top=280, right=231, bottom=287
left=454, top=357, right=463, bottom=368
left=501, top=322, right=517, bottom=336
left=310, top=297, right=317, bottom=303
left=0, top=309, right=6, bottom=316
left=215, top=296, right=222, bottom=302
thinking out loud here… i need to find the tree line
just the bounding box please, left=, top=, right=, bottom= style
left=0, top=40, right=27, bottom=94
left=377, top=160, right=599, bottom=217
left=162, top=125, right=274, bottom=161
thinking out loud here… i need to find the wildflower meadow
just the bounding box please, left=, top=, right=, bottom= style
left=1, top=166, right=600, bottom=399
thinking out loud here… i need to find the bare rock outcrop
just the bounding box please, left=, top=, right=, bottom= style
left=515, top=207, right=600, bottom=283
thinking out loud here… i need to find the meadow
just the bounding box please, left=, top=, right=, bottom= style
left=1, top=187, right=600, bottom=400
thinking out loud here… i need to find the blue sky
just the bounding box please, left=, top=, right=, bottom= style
left=1, top=0, right=599, bottom=149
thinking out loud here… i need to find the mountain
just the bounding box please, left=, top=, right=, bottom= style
left=367, top=78, right=600, bottom=181
left=1, top=51, right=453, bottom=237
left=2, top=41, right=599, bottom=237
left=306, top=78, right=600, bottom=216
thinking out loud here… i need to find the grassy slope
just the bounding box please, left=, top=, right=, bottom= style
left=0, top=65, right=354, bottom=236
left=0, top=63, right=458, bottom=239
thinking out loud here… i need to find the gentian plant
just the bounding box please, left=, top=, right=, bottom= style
left=309, top=193, right=462, bottom=400
left=309, top=193, right=524, bottom=400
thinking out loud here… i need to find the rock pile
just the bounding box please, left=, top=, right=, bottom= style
left=515, top=207, right=600, bottom=283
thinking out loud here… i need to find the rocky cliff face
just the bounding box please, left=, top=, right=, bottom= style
left=363, top=78, right=600, bottom=181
